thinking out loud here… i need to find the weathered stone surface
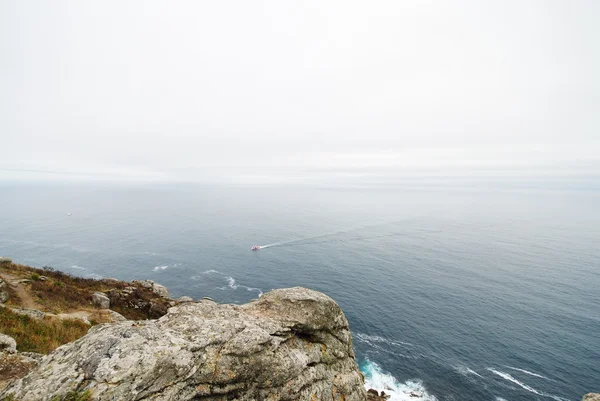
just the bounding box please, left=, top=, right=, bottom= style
left=175, top=296, right=194, bottom=303
left=0, top=353, right=38, bottom=392
left=0, top=334, right=16, bottom=354
left=1, top=287, right=366, bottom=401
left=106, top=285, right=170, bottom=320
left=366, top=389, right=390, bottom=401
left=0, top=278, right=8, bottom=304
left=91, top=292, right=110, bottom=309
left=132, top=279, right=171, bottom=299
left=8, top=308, right=45, bottom=320
left=106, top=309, right=127, bottom=322
left=584, top=394, right=600, bottom=401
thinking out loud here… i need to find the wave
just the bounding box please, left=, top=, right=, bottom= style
left=355, top=333, right=413, bottom=348
left=506, top=366, right=551, bottom=381
left=198, top=270, right=263, bottom=297
left=487, top=369, right=568, bottom=401
left=361, top=360, right=437, bottom=401
left=85, top=272, right=103, bottom=280
left=69, top=265, right=85, bottom=270
left=153, top=265, right=169, bottom=271
left=455, top=365, right=483, bottom=378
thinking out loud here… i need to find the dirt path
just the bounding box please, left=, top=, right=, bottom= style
left=0, top=270, right=120, bottom=324
left=0, top=271, right=41, bottom=310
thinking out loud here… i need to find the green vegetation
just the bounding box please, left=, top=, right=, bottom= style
left=0, top=260, right=172, bottom=353
left=4, top=263, right=126, bottom=313
left=52, top=390, right=92, bottom=401
left=2, top=389, right=92, bottom=401
left=0, top=307, right=90, bottom=354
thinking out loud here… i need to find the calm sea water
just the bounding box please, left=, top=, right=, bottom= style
left=0, top=181, right=598, bottom=401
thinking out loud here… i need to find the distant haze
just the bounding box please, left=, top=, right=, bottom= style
left=1, top=1, right=599, bottom=183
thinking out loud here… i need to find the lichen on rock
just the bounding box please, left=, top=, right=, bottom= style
left=1, top=287, right=366, bottom=401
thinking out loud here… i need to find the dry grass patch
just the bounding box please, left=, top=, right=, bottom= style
left=0, top=307, right=90, bottom=354
left=0, top=262, right=127, bottom=313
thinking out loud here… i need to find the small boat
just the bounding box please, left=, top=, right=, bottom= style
left=251, top=245, right=261, bottom=251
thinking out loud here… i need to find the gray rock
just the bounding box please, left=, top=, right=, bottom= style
left=91, top=292, right=110, bottom=309
left=151, top=282, right=170, bottom=298
left=132, top=279, right=154, bottom=289
left=9, top=308, right=45, bottom=320
left=132, top=279, right=171, bottom=299
left=0, top=334, right=16, bottom=353
left=19, top=352, right=44, bottom=362
left=0, top=279, right=8, bottom=303
left=175, top=296, right=194, bottom=303
left=106, top=310, right=127, bottom=322
left=1, top=287, right=366, bottom=401
left=0, top=352, right=39, bottom=392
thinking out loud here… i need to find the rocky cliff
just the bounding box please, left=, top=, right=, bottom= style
left=1, top=287, right=366, bottom=401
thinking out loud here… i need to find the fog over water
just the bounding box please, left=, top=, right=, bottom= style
left=1, top=1, right=599, bottom=183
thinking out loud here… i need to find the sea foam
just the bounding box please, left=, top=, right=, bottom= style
left=198, top=270, right=263, bottom=296
left=361, top=360, right=437, bottom=401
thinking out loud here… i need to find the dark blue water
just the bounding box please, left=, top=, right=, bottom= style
left=0, top=182, right=598, bottom=401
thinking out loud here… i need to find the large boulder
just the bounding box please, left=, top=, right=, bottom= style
left=0, top=334, right=16, bottom=354
left=132, top=280, right=171, bottom=299
left=1, top=287, right=366, bottom=401
left=91, top=292, right=110, bottom=309
left=584, top=394, right=600, bottom=401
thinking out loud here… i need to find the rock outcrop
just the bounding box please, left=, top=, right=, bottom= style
left=1, top=287, right=366, bottom=401
left=0, top=334, right=16, bottom=354
left=0, top=353, right=39, bottom=392
left=584, top=394, right=600, bottom=401
left=91, top=292, right=110, bottom=309
left=132, top=279, right=170, bottom=299
left=0, top=278, right=8, bottom=303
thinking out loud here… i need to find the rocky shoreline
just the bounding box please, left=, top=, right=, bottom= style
left=1, top=286, right=366, bottom=400
left=0, top=258, right=596, bottom=401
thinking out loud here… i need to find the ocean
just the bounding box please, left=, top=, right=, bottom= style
left=0, top=181, right=598, bottom=401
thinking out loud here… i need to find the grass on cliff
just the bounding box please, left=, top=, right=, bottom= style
left=1, top=261, right=127, bottom=313
left=0, top=307, right=90, bottom=354
left=2, top=390, right=92, bottom=401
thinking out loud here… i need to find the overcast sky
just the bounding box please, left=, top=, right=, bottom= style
left=1, top=1, right=599, bottom=182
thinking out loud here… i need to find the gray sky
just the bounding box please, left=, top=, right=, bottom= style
left=1, top=0, right=599, bottom=183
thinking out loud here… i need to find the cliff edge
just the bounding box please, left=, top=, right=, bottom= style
left=1, top=287, right=366, bottom=401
